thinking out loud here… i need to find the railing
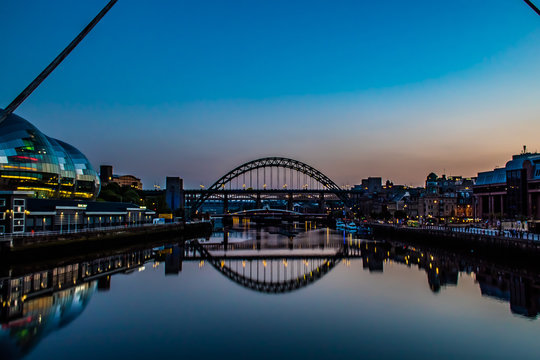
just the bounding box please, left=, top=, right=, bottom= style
left=383, top=223, right=540, bottom=242
left=0, top=220, right=202, bottom=242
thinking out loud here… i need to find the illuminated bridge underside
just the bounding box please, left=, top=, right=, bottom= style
left=193, top=240, right=348, bottom=294
left=231, top=208, right=302, bottom=216
left=190, top=157, right=351, bottom=213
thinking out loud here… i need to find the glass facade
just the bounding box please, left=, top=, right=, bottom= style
left=0, top=111, right=100, bottom=199
left=506, top=169, right=527, bottom=219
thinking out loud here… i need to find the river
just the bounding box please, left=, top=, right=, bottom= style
left=1, top=222, right=539, bottom=359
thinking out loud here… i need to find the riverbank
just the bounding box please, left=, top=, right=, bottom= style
left=0, top=221, right=213, bottom=261
left=372, top=223, right=540, bottom=258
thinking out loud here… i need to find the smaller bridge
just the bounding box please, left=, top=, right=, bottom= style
left=221, top=207, right=328, bottom=224
left=231, top=208, right=302, bottom=216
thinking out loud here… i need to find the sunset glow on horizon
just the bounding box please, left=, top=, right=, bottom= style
left=1, top=0, right=539, bottom=188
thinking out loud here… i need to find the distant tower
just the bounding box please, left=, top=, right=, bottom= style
left=100, top=165, right=113, bottom=184
left=426, top=172, right=439, bottom=194
left=166, top=177, right=184, bottom=213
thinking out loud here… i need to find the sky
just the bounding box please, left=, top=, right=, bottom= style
left=0, top=0, right=539, bottom=189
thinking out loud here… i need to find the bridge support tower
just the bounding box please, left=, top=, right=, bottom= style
left=319, top=193, right=325, bottom=213
left=223, top=193, right=229, bottom=213
left=287, top=193, right=293, bottom=211
left=256, top=192, right=262, bottom=208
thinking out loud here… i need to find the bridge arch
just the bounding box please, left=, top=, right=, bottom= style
left=189, top=157, right=350, bottom=214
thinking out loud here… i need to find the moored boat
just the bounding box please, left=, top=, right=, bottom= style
left=346, top=222, right=357, bottom=231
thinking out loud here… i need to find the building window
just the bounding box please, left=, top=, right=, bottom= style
left=0, top=225, right=4, bottom=234
left=0, top=199, right=5, bottom=207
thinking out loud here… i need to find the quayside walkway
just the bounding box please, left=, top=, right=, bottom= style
left=0, top=221, right=212, bottom=252
left=372, top=223, right=540, bottom=252
left=415, top=225, right=540, bottom=242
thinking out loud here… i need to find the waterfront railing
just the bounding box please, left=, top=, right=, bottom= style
left=0, top=219, right=211, bottom=242
left=390, top=224, right=540, bottom=242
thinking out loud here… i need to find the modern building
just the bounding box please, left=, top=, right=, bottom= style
left=0, top=113, right=160, bottom=235
left=166, top=177, right=184, bottom=213
left=359, top=177, right=383, bottom=193
left=474, top=150, right=540, bottom=224
left=0, top=111, right=101, bottom=200
left=0, top=190, right=155, bottom=235
left=0, top=1, right=157, bottom=237
left=100, top=165, right=142, bottom=190
left=0, top=190, right=33, bottom=234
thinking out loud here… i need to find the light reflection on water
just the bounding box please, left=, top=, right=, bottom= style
left=1, top=224, right=540, bottom=360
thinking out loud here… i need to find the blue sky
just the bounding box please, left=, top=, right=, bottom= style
left=1, top=0, right=539, bottom=188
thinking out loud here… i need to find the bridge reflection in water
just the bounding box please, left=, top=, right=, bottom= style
left=192, top=238, right=357, bottom=294
left=1, top=226, right=540, bottom=358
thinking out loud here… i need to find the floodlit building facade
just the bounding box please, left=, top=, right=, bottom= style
left=474, top=151, right=540, bottom=225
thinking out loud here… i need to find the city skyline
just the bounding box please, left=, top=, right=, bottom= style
left=1, top=1, right=539, bottom=188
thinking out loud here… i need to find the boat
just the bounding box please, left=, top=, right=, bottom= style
left=346, top=222, right=357, bottom=231
left=356, top=225, right=373, bottom=237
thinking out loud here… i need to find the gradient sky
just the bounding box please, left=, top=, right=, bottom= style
left=1, top=0, right=539, bottom=188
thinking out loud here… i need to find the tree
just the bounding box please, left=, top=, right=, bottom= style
left=98, top=183, right=144, bottom=205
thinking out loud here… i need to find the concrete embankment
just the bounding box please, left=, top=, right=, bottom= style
left=372, top=224, right=540, bottom=258
left=1, top=221, right=213, bottom=260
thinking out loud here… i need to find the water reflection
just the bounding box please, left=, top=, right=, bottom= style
left=193, top=238, right=352, bottom=294
left=0, top=250, right=153, bottom=359
left=0, top=283, right=95, bottom=360
left=1, top=224, right=540, bottom=358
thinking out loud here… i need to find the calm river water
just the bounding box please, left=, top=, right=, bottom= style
left=1, top=223, right=540, bottom=359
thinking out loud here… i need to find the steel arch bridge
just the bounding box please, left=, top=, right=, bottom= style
left=188, top=157, right=351, bottom=215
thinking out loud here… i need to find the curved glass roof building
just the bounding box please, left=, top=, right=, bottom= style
left=0, top=110, right=100, bottom=199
